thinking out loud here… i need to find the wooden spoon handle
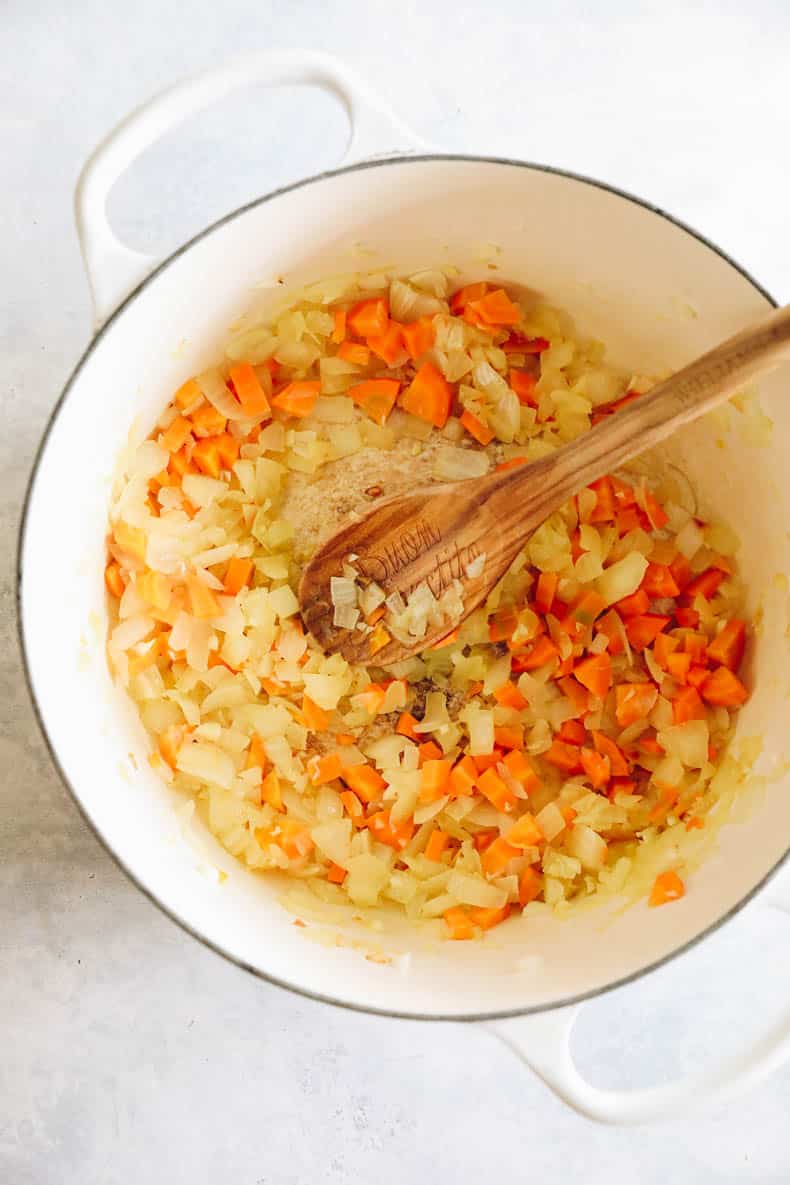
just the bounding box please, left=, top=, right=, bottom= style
left=491, top=303, right=790, bottom=519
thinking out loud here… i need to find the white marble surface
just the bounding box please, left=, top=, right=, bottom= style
left=4, top=1, right=790, bottom=1181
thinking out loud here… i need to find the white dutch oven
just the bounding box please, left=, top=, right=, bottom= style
left=19, top=50, right=790, bottom=1123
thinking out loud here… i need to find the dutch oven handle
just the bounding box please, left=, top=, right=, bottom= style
left=485, top=876, right=790, bottom=1124
left=75, top=50, right=429, bottom=328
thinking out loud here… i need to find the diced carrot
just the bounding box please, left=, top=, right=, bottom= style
left=161, top=415, right=193, bottom=453
left=443, top=906, right=476, bottom=940
left=557, top=719, right=587, bottom=745
left=587, top=477, right=616, bottom=523
left=672, top=685, right=706, bottom=724
left=335, top=732, right=356, bottom=746
left=638, top=491, right=667, bottom=531
left=507, top=812, right=544, bottom=847
left=245, top=734, right=268, bottom=775
left=682, top=633, right=708, bottom=664
left=396, top=712, right=420, bottom=741
left=481, top=836, right=520, bottom=876
left=518, top=866, right=541, bottom=907
left=327, top=862, right=347, bottom=884
left=544, top=739, right=583, bottom=774
left=190, top=403, right=228, bottom=438
left=495, top=456, right=529, bottom=474
left=215, top=432, right=239, bottom=469
left=400, top=315, right=436, bottom=360
left=494, top=725, right=524, bottom=750
left=425, top=829, right=451, bottom=862
left=168, top=445, right=196, bottom=480
left=272, top=381, right=320, bottom=419
left=173, top=377, right=201, bottom=409
left=191, top=438, right=221, bottom=478
left=136, top=570, right=172, bottom=611
left=675, top=607, right=700, bottom=628
left=350, top=378, right=400, bottom=425
left=509, top=368, right=538, bottom=406
left=340, top=789, right=365, bottom=826
left=554, top=653, right=575, bottom=679
left=477, top=767, right=518, bottom=813
left=642, top=562, right=680, bottom=599
left=474, top=831, right=496, bottom=852
left=459, top=409, right=494, bottom=446
left=223, top=556, right=253, bottom=596
left=573, top=652, right=612, bottom=699
left=556, top=675, right=587, bottom=716
left=669, top=553, right=692, bottom=592
left=341, top=763, right=386, bottom=803
left=562, top=590, right=606, bottom=633
left=592, top=390, right=643, bottom=424
left=301, top=695, right=330, bottom=732
left=367, top=809, right=415, bottom=850
left=337, top=340, right=371, bottom=366
left=399, top=361, right=452, bottom=429
left=666, top=651, right=692, bottom=683
left=616, top=506, right=646, bottom=536
left=511, top=636, right=559, bottom=672
left=502, top=749, right=541, bottom=794
left=595, top=610, right=625, bottom=655
left=466, top=287, right=522, bottom=327
left=418, top=740, right=443, bottom=766
left=229, top=362, right=271, bottom=419
left=420, top=758, right=453, bottom=803
left=649, top=870, right=685, bottom=907
left=473, top=751, right=504, bottom=774
left=506, top=331, right=548, bottom=354
left=331, top=308, right=347, bottom=343
left=357, top=682, right=387, bottom=715
left=639, top=735, right=665, bottom=755
left=185, top=574, right=220, bottom=618
left=448, top=754, right=478, bottom=798
left=616, top=589, right=650, bottom=618
left=308, top=751, right=343, bottom=785
left=534, top=572, right=558, bottom=615
left=700, top=667, right=748, bottom=707
left=581, top=747, right=611, bottom=789
left=591, top=730, right=631, bottom=777
left=493, top=681, right=528, bottom=711
left=654, top=632, right=680, bottom=668
left=159, top=724, right=190, bottom=770
left=367, top=322, right=404, bottom=365
left=707, top=619, right=746, bottom=670
left=615, top=683, right=658, bottom=727
left=105, top=561, right=125, bottom=598
left=365, top=605, right=387, bottom=628
left=449, top=282, right=489, bottom=314
left=468, top=904, right=511, bottom=931
left=347, top=297, right=389, bottom=339
left=261, top=769, right=282, bottom=810
left=626, top=613, right=671, bottom=652
left=258, top=817, right=314, bottom=861
left=683, top=567, right=725, bottom=601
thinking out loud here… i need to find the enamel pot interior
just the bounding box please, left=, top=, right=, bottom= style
left=20, top=157, right=790, bottom=1018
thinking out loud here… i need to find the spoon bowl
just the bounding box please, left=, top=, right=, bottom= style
left=300, top=303, right=790, bottom=665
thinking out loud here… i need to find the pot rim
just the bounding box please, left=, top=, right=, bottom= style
left=16, top=152, right=787, bottom=1022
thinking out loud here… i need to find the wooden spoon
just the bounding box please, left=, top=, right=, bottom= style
left=300, top=305, right=790, bottom=665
